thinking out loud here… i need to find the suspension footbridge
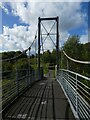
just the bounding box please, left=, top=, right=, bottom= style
left=0, top=17, right=90, bottom=120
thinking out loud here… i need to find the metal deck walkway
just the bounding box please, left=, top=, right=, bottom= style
left=2, top=78, right=75, bottom=120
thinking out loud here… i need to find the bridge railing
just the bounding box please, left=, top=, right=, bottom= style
left=1, top=68, right=43, bottom=112
left=57, top=69, right=90, bottom=120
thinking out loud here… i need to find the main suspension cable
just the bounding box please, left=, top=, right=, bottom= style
left=63, top=50, right=90, bottom=64
left=1, top=31, right=37, bottom=62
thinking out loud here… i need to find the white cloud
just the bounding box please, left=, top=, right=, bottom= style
left=10, top=3, right=87, bottom=34
left=0, top=2, right=9, bottom=14
left=80, top=34, right=88, bottom=44
left=0, top=0, right=89, bottom=2
left=9, top=2, right=86, bottom=31
left=0, top=1, right=88, bottom=52
left=0, top=25, right=36, bottom=52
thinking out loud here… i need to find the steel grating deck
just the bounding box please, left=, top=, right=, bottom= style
left=2, top=78, right=76, bottom=120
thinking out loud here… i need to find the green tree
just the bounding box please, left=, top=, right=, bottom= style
left=62, top=35, right=90, bottom=77
left=51, top=49, right=56, bottom=64
left=42, top=50, right=51, bottom=63
left=83, top=42, right=90, bottom=61
left=13, top=58, right=29, bottom=70
left=63, top=35, right=80, bottom=59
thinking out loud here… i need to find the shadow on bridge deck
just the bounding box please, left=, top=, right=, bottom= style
left=2, top=77, right=76, bottom=120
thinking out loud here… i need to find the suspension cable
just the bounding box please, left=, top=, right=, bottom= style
left=1, top=31, right=37, bottom=62
left=63, top=50, right=90, bottom=64
left=41, top=31, right=44, bottom=53
left=1, top=50, right=28, bottom=62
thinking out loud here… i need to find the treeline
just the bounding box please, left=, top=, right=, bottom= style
left=40, top=35, right=90, bottom=77
left=62, top=35, right=90, bottom=77
left=1, top=35, right=90, bottom=77
left=2, top=51, right=28, bottom=71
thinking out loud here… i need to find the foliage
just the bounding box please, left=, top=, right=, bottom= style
left=2, top=51, right=30, bottom=79
left=1, top=35, right=90, bottom=78
left=62, top=35, right=90, bottom=77
left=2, top=51, right=27, bottom=60
left=42, top=50, right=51, bottom=63
left=63, top=35, right=80, bottom=59
left=13, top=58, right=29, bottom=70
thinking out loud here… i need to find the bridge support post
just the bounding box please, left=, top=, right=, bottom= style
left=56, top=16, right=59, bottom=70
left=29, top=47, right=31, bottom=83
left=38, top=17, right=41, bottom=80
left=38, top=16, right=59, bottom=79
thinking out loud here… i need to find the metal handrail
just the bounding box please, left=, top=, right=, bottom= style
left=57, top=69, right=90, bottom=120
left=0, top=68, right=43, bottom=112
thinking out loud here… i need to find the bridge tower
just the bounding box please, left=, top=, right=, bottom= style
left=38, top=17, right=59, bottom=79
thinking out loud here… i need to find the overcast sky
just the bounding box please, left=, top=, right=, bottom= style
left=0, top=0, right=89, bottom=53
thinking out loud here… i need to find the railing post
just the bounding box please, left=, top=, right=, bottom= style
left=66, top=70, right=68, bottom=94
left=61, top=70, right=63, bottom=81
left=16, top=69, right=19, bottom=96
left=61, top=70, right=64, bottom=85
left=55, top=65, right=57, bottom=79
left=29, top=47, right=31, bottom=85
left=32, top=70, right=34, bottom=82
left=76, top=74, right=78, bottom=114
left=26, top=70, right=28, bottom=87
